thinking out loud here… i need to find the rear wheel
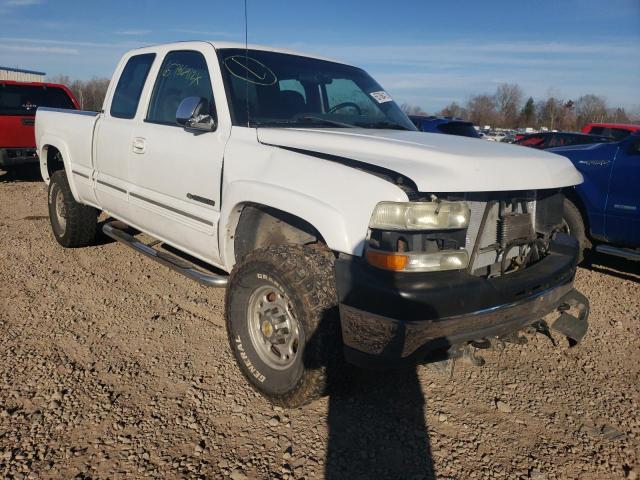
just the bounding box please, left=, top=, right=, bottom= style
left=225, top=244, right=340, bottom=408
left=562, top=198, right=589, bottom=262
left=48, top=170, right=98, bottom=248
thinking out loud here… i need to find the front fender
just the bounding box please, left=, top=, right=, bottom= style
left=219, top=181, right=350, bottom=267
left=219, top=128, right=410, bottom=269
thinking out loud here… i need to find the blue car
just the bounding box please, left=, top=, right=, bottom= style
left=408, top=115, right=481, bottom=138
left=549, top=132, right=640, bottom=261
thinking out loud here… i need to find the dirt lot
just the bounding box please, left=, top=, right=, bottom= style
left=1, top=165, right=639, bottom=480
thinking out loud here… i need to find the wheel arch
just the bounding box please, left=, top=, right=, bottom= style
left=39, top=139, right=81, bottom=201
left=219, top=181, right=355, bottom=269
left=563, top=187, right=591, bottom=237
left=232, top=203, right=326, bottom=263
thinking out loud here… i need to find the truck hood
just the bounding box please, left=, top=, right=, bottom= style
left=257, top=128, right=583, bottom=192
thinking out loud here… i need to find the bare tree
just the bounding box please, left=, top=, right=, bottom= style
left=438, top=102, right=467, bottom=119
left=466, top=94, right=497, bottom=127
left=607, top=107, right=630, bottom=124
left=494, top=83, right=523, bottom=127
left=575, top=94, right=608, bottom=128
left=536, top=97, right=565, bottom=130
left=400, top=103, right=427, bottom=116
left=47, top=75, right=110, bottom=111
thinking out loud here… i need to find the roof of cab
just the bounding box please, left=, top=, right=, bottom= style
left=129, top=40, right=351, bottom=67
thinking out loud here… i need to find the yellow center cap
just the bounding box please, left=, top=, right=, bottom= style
left=262, top=320, right=273, bottom=338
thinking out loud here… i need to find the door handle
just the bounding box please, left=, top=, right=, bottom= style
left=132, top=137, right=146, bottom=154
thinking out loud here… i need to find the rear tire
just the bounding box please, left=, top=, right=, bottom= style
left=562, top=198, right=589, bottom=263
left=48, top=170, right=98, bottom=248
left=225, top=244, right=340, bottom=408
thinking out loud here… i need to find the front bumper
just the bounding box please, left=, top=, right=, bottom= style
left=0, top=148, right=38, bottom=167
left=336, top=233, right=589, bottom=368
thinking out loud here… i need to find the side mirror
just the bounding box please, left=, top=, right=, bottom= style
left=176, top=96, right=216, bottom=132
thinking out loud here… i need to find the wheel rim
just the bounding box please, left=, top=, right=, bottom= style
left=55, top=188, right=67, bottom=233
left=247, top=285, right=300, bottom=370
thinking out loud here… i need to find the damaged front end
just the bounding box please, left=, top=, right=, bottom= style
left=336, top=188, right=590, bottom=369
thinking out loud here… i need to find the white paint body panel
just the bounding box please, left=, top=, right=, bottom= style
left=35, top=40, right=584, bottom=273
left=256, top=128, right=583, bottom=192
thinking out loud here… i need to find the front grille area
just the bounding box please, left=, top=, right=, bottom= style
left=459, top=189, right=562, bottom=276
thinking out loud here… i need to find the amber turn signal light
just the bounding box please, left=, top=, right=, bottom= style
left=365, top=250, right=408, bottom=271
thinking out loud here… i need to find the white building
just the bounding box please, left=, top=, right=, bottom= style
left=0, top=66, right=46, bottom=82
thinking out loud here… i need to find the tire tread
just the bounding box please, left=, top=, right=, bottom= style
left=48, top=170, right=97, bottom=248
left=225, top=244, right=339, bottom=408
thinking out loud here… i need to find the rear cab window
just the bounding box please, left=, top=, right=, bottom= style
left=110, top=53, right=156, bottom=119
left=0, top=83, right=75, bottom=116
left=587, top=126, right=632, bottom=141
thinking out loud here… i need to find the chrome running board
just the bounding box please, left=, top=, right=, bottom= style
left=595, top=245, right=640, bottom=262
left=102, top=221, right=228, bottom=287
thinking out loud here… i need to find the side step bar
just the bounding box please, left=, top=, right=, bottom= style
left=102, top=221, right=228, bottom=287
left=595, top=244, right=640, bottom=262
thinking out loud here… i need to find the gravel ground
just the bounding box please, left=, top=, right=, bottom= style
left=1, top=165, right=639, bottom=480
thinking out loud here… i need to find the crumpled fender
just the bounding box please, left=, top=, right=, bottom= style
left=219, top=130, right=408, bottom=268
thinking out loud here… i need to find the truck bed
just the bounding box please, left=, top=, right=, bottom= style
left=35, top=107, right=100, bottom=183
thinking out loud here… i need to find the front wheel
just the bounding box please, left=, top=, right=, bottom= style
left=225, top=244, right=340, bottom=408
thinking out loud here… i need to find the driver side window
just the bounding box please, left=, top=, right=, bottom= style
left=146, top=50, right=215, bottom=126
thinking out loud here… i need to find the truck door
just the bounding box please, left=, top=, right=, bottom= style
left=605, top=136, right=640, bottom=246
left=94, top=53, right=156, bottom=220
left=127, top=47, right=228, bottom=265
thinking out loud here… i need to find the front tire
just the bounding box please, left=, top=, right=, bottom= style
left=48, top=170, right=98, bottom=248
left=225, top=244, right=340, bottom=408
left=562, top=198, right=589, bottom=263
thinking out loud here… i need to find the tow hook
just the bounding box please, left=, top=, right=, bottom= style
left=548, top=290, right=590, bottom=346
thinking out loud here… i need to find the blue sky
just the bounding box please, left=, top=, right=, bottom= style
left=0, top=0, right=638, bottom=113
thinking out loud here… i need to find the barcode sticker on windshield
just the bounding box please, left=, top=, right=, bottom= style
left=370, top=91, right=393, bottom=103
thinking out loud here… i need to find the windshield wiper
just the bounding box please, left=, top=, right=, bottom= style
left=354, top=121, right=411, bottom=131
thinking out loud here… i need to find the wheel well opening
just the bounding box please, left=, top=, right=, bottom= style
left=233, top=204, right=325, bottom=262
left=46, top=146, right=64, bottom=178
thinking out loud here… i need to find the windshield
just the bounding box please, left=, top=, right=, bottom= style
left=217, top=49, right=416, bottom=130
left=0, top=84, right=75, bottom=116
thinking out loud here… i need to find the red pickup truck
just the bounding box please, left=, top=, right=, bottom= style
left=581, top=122, right=640, bottom=140
left=0, top=80, right=79, bottom=169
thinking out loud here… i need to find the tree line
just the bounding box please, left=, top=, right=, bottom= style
left=49, top=75, right=636, bottom=131
left=400, top=83, right=637, bottom=131
left=48, top=75, right=110, bottom=112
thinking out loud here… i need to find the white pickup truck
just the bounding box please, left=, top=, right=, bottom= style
left=36, top=41, right=590, bottom=407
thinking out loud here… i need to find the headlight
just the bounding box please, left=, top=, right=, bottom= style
left=370, top=201, right=470, bottom=230
left=365, top=248, right=469, bottom=272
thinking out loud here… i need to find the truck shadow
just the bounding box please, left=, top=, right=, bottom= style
left=319, top=252, right=437, bottom=480
left=581, top=251, right=640, bottom=283
left=0, top=164, right=42, bottom=183
left=324, top=364, right=436, bottom=480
